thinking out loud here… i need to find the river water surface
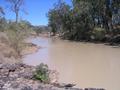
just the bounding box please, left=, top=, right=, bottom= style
left=23, top=37, right=120, bottom=90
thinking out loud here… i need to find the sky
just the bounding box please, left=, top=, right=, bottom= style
left=0, top=0, right=72, bottom=26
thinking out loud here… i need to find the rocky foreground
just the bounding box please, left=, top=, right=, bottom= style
left=0, top=63, right=105, bottom=90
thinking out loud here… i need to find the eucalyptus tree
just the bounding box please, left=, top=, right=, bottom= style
left=48, top=0, right=120, bottom=41
left=71, top=0, right=94, bottom=40
left=48, top=0, right=93, bottom=40
left=73, top=0, right=120, bottom=32
left=6, top=0, right=24, bottom=23
left=48, top=1, right=71, bottom=36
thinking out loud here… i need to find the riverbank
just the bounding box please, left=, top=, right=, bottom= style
left=0, top=32, right=40, bottom=64
left=23, top=36, right=120, bottom=90
left=0, top=33, right=118, bottom=90
left=0, top=63, right=105, bottom=90
left=38, top=33, right=120, bottom=46
left=22, top=42, right=41, bottom=56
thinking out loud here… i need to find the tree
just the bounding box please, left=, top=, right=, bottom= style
left=5, top=20, right=30, bottom=58
left=48, top=1, right=71, bottom=36
left=0, top=6, right=5, bottom=16
left=48, top=0, right=93, bottom=40
left=73, top=0, right=120, bottom=32
left=6, top=0, right=24, bottom=23
left=48, top=0, right=120, bottom=41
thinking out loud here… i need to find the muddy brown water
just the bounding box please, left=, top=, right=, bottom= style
left=23, top=37, right=120, bottom=90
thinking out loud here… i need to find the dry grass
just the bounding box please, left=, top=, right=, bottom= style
left=0, top=32, right=21, bottom=64
left=0, top=32, right=39, bottom=64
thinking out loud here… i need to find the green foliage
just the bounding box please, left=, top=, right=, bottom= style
left=35, top=27, right=44, bottom=35
left=32, top=26, right=50, bottom=35
left=35, top=29, right=42, bottom=36
left=48, top=0, right=120, bottom=42
left=92, top=27, right=106, bottom=41
left=48, top=1, right=93, bottom=40
left=48, top=2, right=71, bottom=36
left=34, top=63, right=50, bottom=83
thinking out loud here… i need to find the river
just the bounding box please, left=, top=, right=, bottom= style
left=23, top=37, right=120, bottom=90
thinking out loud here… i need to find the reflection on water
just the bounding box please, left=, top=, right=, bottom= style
left=23, top=37, right=120, bottom=90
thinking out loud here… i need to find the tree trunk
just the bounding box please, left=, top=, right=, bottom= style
left=102, top=15, right=109, bottom=32
left=108, top=17, right=113, bottom=32
left=15, top=11, right=18, bottom=23
left=105, top=0, right=113, bottom=32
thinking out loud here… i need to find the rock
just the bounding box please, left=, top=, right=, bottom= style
left=18, top=70, right=34, bottom=79
left=0, top=63, right=105, bottom=90
left=10, top=82, right=19, bottom=88
left=64, top=84, right=76, bottom=88
left=0, top=81, right=4, bottom=88
left=21, top=86, right=33, bottom=90
left=53, top=83, right=76, bottom=88
left=84, top=88, right=105, bottom=90
left=109, top=35, right=120, bottom=45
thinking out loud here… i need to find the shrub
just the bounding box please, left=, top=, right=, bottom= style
left=34, top=63, right=50, bottom=83
left=5, top=22, right=28, bottom=58
left=0, top=17, right=7, bottom=32
left=92, top=27, right=106, bottom=41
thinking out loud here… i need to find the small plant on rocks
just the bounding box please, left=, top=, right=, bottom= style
left=34, top=63, right=50, bottom=83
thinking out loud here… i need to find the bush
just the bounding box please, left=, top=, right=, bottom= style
left=5, top=22, right=28, bottom=58
left=34, top=63, right=50, bottom=83
left=92, top=27, right=106, bottom=41
left=0, top=17, right=7, bottom=32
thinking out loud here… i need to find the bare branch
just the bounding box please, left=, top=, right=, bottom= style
left=0, top=6, right=5, bottom=15
left=6, top=0, right=24, bottom=23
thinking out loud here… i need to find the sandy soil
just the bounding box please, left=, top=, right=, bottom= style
left=22, top=43, right=41, bottom=55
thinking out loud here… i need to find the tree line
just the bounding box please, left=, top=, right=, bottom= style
left=48, top=0, right=120, bottom=43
